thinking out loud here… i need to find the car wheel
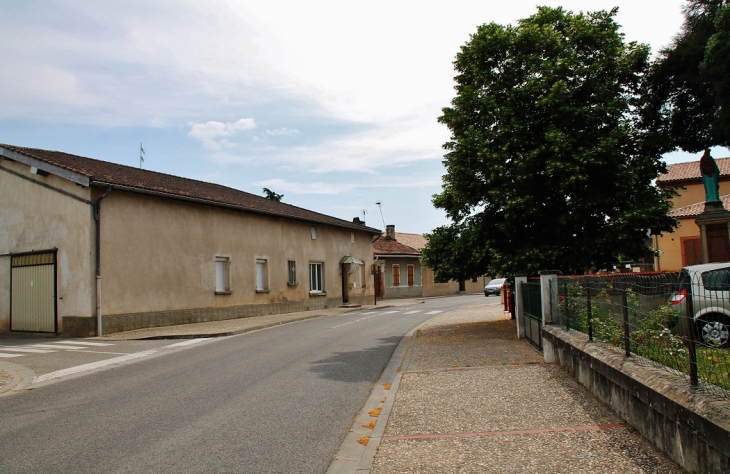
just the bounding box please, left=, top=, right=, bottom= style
left=696, top=314, right=730, bottom=348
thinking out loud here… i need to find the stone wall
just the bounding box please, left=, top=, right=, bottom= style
left=62, top=294, right=362, bottom=336
left=543, top=325, right=730, bottom=473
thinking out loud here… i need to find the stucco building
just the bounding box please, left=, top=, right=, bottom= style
left=372, top=225, right=485, bottom=299
left=655, top=157, right=730, bottom=270
left=0, top=144, right=380, bottom=336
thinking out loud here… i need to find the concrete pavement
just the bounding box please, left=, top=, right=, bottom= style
left=330, top=303, right=682, bottom=473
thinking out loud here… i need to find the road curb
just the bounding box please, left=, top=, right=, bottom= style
left=326, top=317, right=431, bottom=474
left=0, top=361, right=37, bottom=396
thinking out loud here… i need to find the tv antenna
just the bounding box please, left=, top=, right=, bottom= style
left=139, top=143, right=146, bottom=169
left=375, top=201, right=386, bottom=230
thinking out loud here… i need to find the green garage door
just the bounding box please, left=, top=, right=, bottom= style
left=11, top=251, right=57, bottom=332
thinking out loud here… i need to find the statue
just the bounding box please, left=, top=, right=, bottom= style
left=700, top=148, right=720, bottom=203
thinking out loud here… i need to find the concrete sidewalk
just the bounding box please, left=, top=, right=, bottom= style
left=357, top=305, right=682, bottom=473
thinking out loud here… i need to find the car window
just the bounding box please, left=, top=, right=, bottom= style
left=489, top=279, right=505, bottom=285
left=701, top=268, right=730, bottom=291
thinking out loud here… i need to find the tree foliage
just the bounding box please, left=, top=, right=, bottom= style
left=424, top=6, right=677, bottom=280
left=262, top=188, right=284, bottom=202
left=646, top=0, right=730, bottom=151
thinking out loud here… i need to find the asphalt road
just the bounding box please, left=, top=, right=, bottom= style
left=0, top=294, right=487, bottom=473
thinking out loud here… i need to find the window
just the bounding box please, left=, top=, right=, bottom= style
left=351, top=232, right=355, bottom=244
left=288, top=260, right=297, bottom=285
left=215, top=257, right=230, bottom=294
left=702, top=268, right=730, bottom=291
left=256, top=259, right=268, bottom=291
left=310, top=262, right=324, bottom=293
left=392, top=265, right=400, bottom=286
left=407, top=265, right=414, bottom=286
left=311, top=227, right=317, bottom=240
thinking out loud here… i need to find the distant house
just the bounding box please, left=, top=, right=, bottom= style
left=655, top=157, right=730, bottom=270
left=372, top=225, right=486, bottom=299
left=0, top=144, right=380, bottom=336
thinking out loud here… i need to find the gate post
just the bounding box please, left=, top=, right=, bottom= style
left=514, top=274, right=527, bottom=339
left=539, top=270, right=558, bottom=326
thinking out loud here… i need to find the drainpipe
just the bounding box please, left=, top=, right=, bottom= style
left=94, top=186, right=112, bottom=336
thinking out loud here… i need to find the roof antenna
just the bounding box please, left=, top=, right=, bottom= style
left=375, top=201, right=386, bottom=230
left=139, top=143, right=145, bottom=169
left=361, top=209, right=367, bottom=223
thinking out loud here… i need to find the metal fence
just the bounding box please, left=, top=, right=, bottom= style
left=555, top=271, right=730, bottom=400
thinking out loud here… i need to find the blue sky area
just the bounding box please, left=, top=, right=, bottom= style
left=2, top=0, right=725, bottom=234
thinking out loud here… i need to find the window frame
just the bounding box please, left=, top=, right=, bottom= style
left=255, top=258, right=269, bottom=292
left=288, top=260, right=298, bottom=286
left=215, top=256, right=231, bottom=295
left=407, top=264, right=414, bottom=286
left=309, top=262, right=325, bottom=295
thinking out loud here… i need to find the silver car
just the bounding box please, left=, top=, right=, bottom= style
left=484, top=278, right=505, bottom=297
left=670, top=262, right=730, bottom=347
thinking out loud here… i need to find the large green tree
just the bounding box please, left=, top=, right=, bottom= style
left=422, top=6, right=677, bottom=279
left=645, top=0, right=730, bottom=151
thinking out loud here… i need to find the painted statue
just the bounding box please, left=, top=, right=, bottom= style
left=700, top=148, right=720, bottom=203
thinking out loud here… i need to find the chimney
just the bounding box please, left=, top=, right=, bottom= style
left=353, top=217, right=364, bottom=225
left=386, top=224, right=396, bottom=240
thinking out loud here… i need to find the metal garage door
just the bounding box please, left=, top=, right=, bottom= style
left=11, top=250, right=57, bottom=332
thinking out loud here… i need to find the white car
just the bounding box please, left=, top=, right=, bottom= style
left=670, top=262, right=730, bottom=347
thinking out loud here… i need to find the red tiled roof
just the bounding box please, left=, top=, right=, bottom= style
left=668, top=194, right=730, bottom=218
left=0, top=144, right=381, bottom=234
left=657, top=157, right=730, bottom=184
left=393, top=232, right=427, bottom=250
left=373, top=236, right=420, bottom=256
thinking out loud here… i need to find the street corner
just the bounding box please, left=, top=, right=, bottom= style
left=0, top=361, right=36, bottom=395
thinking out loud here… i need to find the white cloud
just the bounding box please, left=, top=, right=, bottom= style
left=266, top=127, right=300, bottom=136
left=188, top=118, right=256, bottom=150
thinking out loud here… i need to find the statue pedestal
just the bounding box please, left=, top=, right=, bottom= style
left=695, top=201, right=730, bottom=264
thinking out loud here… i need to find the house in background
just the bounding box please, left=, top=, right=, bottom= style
left=655, top=157, right=730, bottom=271
left=0, top=144, right=380, bottom=336
left=372, top=225, right=485, bottom=299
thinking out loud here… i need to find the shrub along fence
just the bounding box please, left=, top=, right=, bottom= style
left=555, top=272, right=730, bottom=400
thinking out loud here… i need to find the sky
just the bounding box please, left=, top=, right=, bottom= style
left=1, top=0, right=724, bottom=234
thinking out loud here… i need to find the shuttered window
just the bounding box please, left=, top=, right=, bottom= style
left=407, top=265, right=414, bottom=286
left=393, top=265, right=400, bottom=287
left=215, top=257, right=230, bottom=293
left=256, top=259, right=268, bottom=291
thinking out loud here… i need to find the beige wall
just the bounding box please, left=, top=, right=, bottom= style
left=669, top=180, right=730, bottom=209
left=655, top=218, right=701, bottom=271
left=421, top=267, right=486, bottom=297
left=0, top=158, right=96, bottom=331
left=99, top=190, right=375, bottom=315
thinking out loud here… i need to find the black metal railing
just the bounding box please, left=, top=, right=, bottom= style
left=556, top=271, right=730, bottom=400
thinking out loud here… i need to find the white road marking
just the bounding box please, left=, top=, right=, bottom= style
left=28, top=344, right=87, bottom=350
left=380, top=311, right=399, bottom=315
left=0, top=347, right=54, bottom=353
left=33, top=350, right=158, bottom=384
left=55, top=341, right=114, bottom=347
left=425, top=310, right=443, bottom=315
left=0, top=353, right=24, bottom=358
left=164, top=338, right=211, bottom=348
left=402, top=310, right=421, bottom=314
left=360, top=312, right=376, bottom=315
left=331, top=314, right=379, bottom=329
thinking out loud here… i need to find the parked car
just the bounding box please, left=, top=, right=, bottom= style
left=484, top=278, right=506, bottom=297
left=670, top=262, right=730, bottom=347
